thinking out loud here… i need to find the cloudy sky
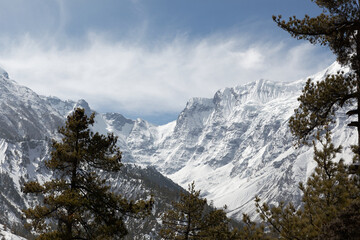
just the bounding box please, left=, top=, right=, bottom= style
left=0, top=0, right=335, bottom=124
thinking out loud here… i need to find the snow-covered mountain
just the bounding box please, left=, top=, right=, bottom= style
left=0, top=62, right=356, bottom=237
left=0, top=223, right=26, bottom=240
left=111, top=62, right=354, bottom=219
left=0, top=67, right=183, bottom=239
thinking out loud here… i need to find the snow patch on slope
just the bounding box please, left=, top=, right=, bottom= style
left=0, top=61, right=355, bottom=223
left=0, top=224, right=26, bottom=240
left=122, top=61, right=356, bottom=219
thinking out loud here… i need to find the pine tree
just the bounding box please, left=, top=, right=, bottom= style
left=250, top=3, right=360, bottom=238
left=273, top=1, right=360, bottom=160
left=23, top=108, right=152, bottom=239
left=321, top=200, right=360, bottom=239
left=160, top=182, right=232, bottom=240
left=236, top=214, right=272, bottom=240
left=255, top=130, right=359, bottom=239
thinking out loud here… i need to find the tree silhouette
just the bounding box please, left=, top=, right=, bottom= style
left=23, top=108, right=152, bottom=239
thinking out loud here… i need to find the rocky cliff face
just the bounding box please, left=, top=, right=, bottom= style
left=103, top=61, right=354, bottom=219
left=0, top=68, right=182, bottom=239
left=0, top=62, right=355, bottom=238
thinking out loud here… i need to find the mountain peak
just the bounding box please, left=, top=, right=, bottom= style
left=0, top=67, right=9, bottom=79
left=74, top=99, right=92, bottom=116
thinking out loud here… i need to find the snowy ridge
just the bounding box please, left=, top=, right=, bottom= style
left=0, top=60, right=355, bottom=233
left=0, top=67, right=9, bottom=79
left=41, top=96, right=76, bottom=117
left=0, top=224, right=26, bottom=240
left=0, top=74, right=64, bottom=140
left=114, top=61, right=355, bottom=219
left=0, top=71, right=183, bottom=239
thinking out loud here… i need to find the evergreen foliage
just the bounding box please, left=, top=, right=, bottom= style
left=254, top=130, right=360, bottom=239
left=22, top=108, right=153, bottom=240
left=273, top=1, right=360, bottom=66
left=321, top=200, right=360, bottom=239
left=243, top=3, right=360, bottom=239
left=288, top=73, right=356, bottom=145
left=235, top=214, right=271, bottom=240
left=273, top=0, right=360, bottom=162
left=159, top=182, right=233, bottom=240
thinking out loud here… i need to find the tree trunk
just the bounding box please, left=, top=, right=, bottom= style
left=356, top=31, right=360, bottom=159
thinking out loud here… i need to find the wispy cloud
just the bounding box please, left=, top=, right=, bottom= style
left=0, top=33, right=334, bottom=120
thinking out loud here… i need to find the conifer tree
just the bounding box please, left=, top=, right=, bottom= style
left=321, top=200, right=360, bottom=239
left=236, top=214, right=272, bottom=240
left=273, top=1, right=360, bottom=161
left=255, top=130, right=359, bottom=239
left=251, top=3, right=360, bottom=239
left=23, top=108, right=152, bottom=239
left=160, top=182, right=232, bottom=240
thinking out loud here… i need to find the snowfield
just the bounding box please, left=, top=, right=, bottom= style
left=0, top=62, right=355, bottom=227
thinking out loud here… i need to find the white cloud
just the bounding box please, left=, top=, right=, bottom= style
left=0, top=33, right=334, bottom=119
